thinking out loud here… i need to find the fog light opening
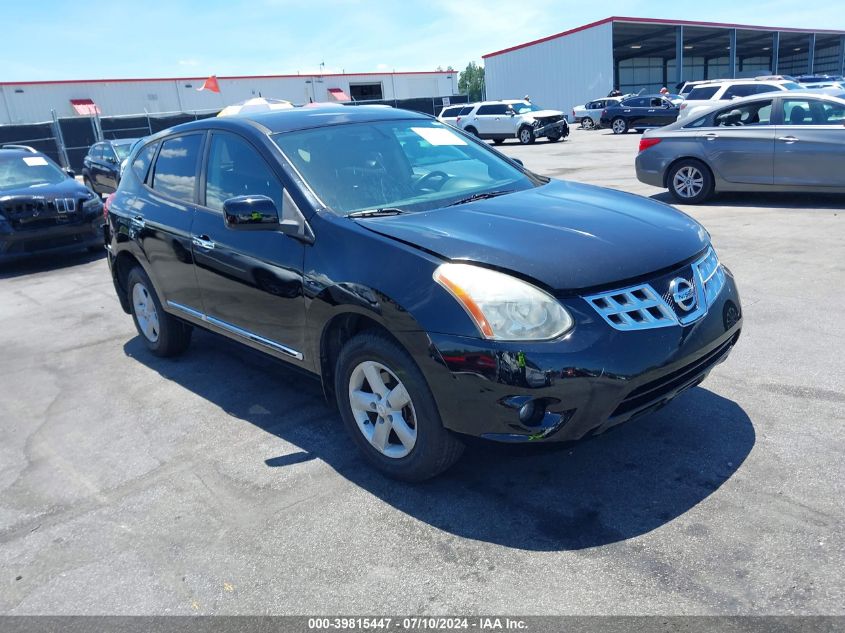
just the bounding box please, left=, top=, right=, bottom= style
left=518, top=398, right=547, bottom=427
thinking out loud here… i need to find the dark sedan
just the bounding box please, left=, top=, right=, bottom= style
left=106, top=106, right=742, bottom=480
left=82, top=138, right=138, bottom=195
left=0, top=148, right=104, bottom=263
left=600, top=95, right=680, bottom=134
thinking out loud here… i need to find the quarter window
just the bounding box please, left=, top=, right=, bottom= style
left=440, top=107, right=461, bottom=118
left=205, top=133, right=283, bottom=213
left=151, top=135, right=202, bottom=202
left=714, top=100, right=773, bottom=127
left=132, top=141, right=159, bottom=182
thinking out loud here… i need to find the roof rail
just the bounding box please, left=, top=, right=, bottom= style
left=0, top=144, right=39, bottom=153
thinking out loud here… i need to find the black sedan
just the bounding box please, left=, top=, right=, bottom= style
left=105, top=106, right=742, bottom=480
left=0, top=147, right=104, bottom=263
left=600, top=95, right=680, bottom=134
left=82, top=138, right=138, bottom=195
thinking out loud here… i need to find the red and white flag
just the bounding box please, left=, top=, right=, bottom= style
left=197, top=75, right=220, bottom=93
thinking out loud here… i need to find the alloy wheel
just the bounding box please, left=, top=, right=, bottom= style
left=672, top=165, right=705, bottom=199
left=612, top=119, right=627, bottom=134
left=582, top=118, right=595, bottom=130
left=519, top=128, right=533, bottom=144
left=348, top=360, right=417, bottom=459
left=132, top=282, right=160, bottom=343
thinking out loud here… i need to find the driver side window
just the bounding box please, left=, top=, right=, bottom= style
left=714, top=100, right=773, bottom=127
left=205, top=132, right=284, bottom=213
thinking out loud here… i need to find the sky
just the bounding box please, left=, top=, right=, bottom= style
left=1, top=0, right=843, bottom=82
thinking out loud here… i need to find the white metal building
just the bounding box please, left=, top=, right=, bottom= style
left=0, top=71, right=459, bottom=125
left=484, top=16, right=845, bottom=119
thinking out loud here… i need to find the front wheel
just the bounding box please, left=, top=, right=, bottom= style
left=667, top=159, right=714, bottom=204
left=518, top=126, right=535, bottom=145
left=335, top=332, right=464, bottom=481
left=127, top=266, right=192, bottom=357
left=611, top=117, right=628, bottom=134
left=581, top=117, right=595, bottom=130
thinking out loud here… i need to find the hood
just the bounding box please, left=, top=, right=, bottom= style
left=0, top=178, right=91, bottom=200
left=523, top=109, right=563, bottom=118
left=355, top=180, right=709, bottom=291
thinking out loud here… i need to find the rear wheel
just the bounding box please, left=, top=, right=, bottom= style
left=611, top=117, right=628, bottom=134
left=518, top=126, right=535, bottom=145
left=127, top=266, right=192, bottom=357
left=547, top=133, right=561, bottom=142
left=464, top=126, right=479, bottom=138
left=335, top=332, right=464, bottom=481
left=667, top=159, right=714, bottom=204
left=581, top=117, right=595, bottom=130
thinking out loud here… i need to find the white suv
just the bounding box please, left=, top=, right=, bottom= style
left=458, top=100, right=569, bottom=144
left=679, top=78, right=801, bottom=120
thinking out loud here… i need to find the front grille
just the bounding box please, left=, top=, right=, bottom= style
left=0, top=196, right=83, bottom=231
left=535, top=115, right=563, bottom=126
left=611, top=336, right=736, bottom=418
left=585, top=248, right=726, bottom=331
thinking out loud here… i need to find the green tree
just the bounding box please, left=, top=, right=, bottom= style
left=458, top=62, right=485, bottom=101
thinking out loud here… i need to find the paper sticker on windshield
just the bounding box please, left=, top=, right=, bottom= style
left=23, top=156, right=49, bottom=167
left=411, top=127, right=467, bottom=146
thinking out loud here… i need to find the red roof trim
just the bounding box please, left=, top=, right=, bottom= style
left=0, top=70, right=455, bottom=87
left=483, top=15, right=845, bottom=59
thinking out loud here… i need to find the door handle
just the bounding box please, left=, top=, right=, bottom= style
left=778, top=136, right=799, bottom=143
left=192, top=235, right=215, bottom=250
left=131, top=215, right=145, bottom=228
left=703, top=133, right=719, bottom=140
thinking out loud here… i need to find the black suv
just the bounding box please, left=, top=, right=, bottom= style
left=82, top=138, right=138, bottom=195
left=106, top=106, right=741, bottom=480
left=0, top=146, right=103, bottom=262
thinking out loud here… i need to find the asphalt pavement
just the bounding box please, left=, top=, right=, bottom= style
left=0, top=128, right=843, bottom=615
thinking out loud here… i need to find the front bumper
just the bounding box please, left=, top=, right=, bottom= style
left=0, top=216, right=103, bottom=263
left=534, top=119, right=569, bottom=139
left=421, top=268, right=742, bottom=443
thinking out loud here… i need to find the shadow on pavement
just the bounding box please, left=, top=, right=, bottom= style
left=0, top=248, right=105, bottom=280
left=649, top=190, right=845, bottom=210
left=124, top=328, right=754, bottom=552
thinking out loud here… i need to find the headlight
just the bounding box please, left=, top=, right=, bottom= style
left=694, top=247, right=726, bottom=307
left=433, top=263, right=573, bottom=341
left=82, top=194, right=102, bottom=212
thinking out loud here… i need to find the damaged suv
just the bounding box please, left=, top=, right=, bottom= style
left=459, top=100, right=569, bottom=144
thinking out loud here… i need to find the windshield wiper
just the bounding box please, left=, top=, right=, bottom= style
left=345, top=208, right=405, bottom=218
left=446, top=190, right=515, bottom=207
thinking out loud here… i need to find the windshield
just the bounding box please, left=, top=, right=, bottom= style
left=272, top=119, right=538, bottom=215
left=511, top=102, right=544, bottom=114
left=782, top=82, right=802, bottom=90
left=0, top=155, right=67, bottom=190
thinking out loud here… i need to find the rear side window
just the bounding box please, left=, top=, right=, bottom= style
left=204, top=132, right=283, bottom=212
left=132, top=141, right=159, bottom=182
left=687, top=86, right=720, bottom=100
left=459, top=106, right=473, bottom=115
left=476, top=104, right=508, bottom=115
left=151, top=135, right=202, bottom=202
left=714, top=100, right=773, bottom=126
left=723, top=84, right=758, bottom=99
left=440, top=106, right=461, bottom=118
left=622, top=98, right=648, bottom=107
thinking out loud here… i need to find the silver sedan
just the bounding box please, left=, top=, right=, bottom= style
left=635, top=92, right=845, bottom=203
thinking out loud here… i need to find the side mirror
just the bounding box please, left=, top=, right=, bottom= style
left=512, top=158, right=524, bottom=167
left=65, top=168, right=75, bottom=178
left=223, top=195, right=281, bottom=231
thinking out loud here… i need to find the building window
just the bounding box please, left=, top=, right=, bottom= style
left=349, top=83, right=383, bottom=101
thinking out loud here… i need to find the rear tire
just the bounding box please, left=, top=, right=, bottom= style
left=464, top=126, right=479, bottom=138
left=611, top=117, right=628, bottom=134
left=127, top=266, right=192, bottom=357
left=581, top=117, right=595, bottom=130
left=83, top=177, right=96, bottom=194
left=334, top=332, right=464, bottom=481
left=667, top=159, right=714, bottom=204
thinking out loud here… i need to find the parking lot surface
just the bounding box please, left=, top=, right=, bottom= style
left=1, top=129, right=843, bottom=615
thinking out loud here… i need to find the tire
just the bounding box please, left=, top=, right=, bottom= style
left=581, top=117, right=595, bottom=130
left=83, top=177, right=96, bottom=194
left=127, top=266, right=192, bottom=357
left=667, top=159, right=714, bottom=204
left=518, top=126, right=535, bottom=145
left=492, top=138, right=504, bottom=145
left=547, top=133, right=561, bottom=143
left=611, top=117, right=628, bottom=134
left=464, top=126, right=479, bottom=138
left=334, top=332, right=464, bottom=481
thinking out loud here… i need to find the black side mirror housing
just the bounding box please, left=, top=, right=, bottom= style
left=65, top=168, right=75, bottom=178
left=222, top=194, right=314, bottom=243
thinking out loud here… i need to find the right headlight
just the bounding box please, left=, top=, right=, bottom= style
left=433, top=263, right=573, bottom=341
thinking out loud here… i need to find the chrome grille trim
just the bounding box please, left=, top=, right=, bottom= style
left=585, top=284, right=678, bottom=331
left=585, top=248, right=727, bottom=332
